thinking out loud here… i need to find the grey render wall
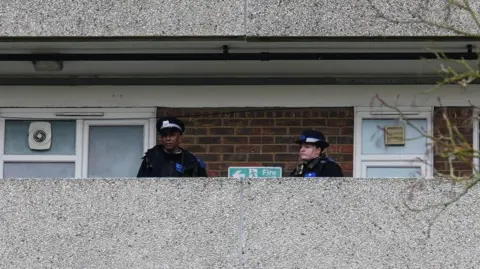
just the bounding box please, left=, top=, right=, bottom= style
left=0, top=0, right=477, bottom=37
left=0, top=178, right=479, bottom=269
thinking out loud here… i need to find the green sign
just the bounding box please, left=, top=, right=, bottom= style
left=228, top=167, right=283, bottom=179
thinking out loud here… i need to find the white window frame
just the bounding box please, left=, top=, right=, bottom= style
left=354, top=106, right=433, bottom=178
left=0, top=108, right=156, bottom=179
left=360, top=161, right=426, bottom=178
left=473, top=108, right=480, bottom=173
left=82, top=119, right=151, bottom=177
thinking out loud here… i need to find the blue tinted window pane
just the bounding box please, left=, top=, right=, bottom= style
left=88, top=126, right=144, bottom=178
left=4, top=120, right=76, bottom=155
left=4, top=162, right=75, bottom=178
left=361, top=119, right=427, bottom=155
left=366, top=166, right=421, bottom=178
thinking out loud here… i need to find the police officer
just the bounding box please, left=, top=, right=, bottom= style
left=137, top=117, right=208, bottom=178
left=289, top=129, right=344, bottom=177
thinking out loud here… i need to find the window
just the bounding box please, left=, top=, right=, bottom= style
left=0, top=108, right=156, bottom=179
left=354, top=107, right=433, bottom=178
left=473, top=108, right=480, bottom=173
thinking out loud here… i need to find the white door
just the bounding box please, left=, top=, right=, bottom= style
left=354, top=108, right=433, bottom=178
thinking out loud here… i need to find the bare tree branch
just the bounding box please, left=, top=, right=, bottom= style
left=371, top=93, right=480, bottom=237
left=367, top=0, right=480, bottom=36
left=366, top=0, right=480, bottom=234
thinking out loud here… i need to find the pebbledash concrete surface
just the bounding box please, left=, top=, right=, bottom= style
left=0, top=0, right=477, bottom=37
left=0, top=178, right=479, bottom=268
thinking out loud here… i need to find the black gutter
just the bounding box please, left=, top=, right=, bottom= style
left=0, top=77, right=473, bottom=85
left=0, top=52, right=476, bottom=61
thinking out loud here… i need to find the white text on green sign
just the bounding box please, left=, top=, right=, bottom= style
left=228, top=167, right=282, bottom=179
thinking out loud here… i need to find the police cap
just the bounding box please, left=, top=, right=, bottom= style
left=295, top=129, right=329, bottom=149
left=157, top=117, right=185, bottom=135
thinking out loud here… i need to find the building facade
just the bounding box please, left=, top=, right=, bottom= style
left=0, top=1, right=478, bottom=178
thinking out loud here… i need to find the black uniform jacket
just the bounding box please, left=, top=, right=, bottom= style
left=289, top=156, right=344, bottom=178
left=137, top=145, right=208, bottom=178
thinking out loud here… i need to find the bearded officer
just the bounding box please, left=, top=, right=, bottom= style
left=289, top=129, right=344, bottom=178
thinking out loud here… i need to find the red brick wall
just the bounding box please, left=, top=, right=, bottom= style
left=157, top=107, right=354, bottom=177
left=433, top=107, right=474, bottom=177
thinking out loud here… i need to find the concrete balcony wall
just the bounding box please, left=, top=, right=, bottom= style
left=0, top=177, right=478, bottom=268
left=0, top=1, right=477, bottom=37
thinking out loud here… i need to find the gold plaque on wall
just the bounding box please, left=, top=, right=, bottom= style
left=384, top=126, right=405, bottom=146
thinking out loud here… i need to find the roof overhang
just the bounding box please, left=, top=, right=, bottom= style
left=0, top=39, right=478, bottom=53
left=0, top=40, right=477, bottom=84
